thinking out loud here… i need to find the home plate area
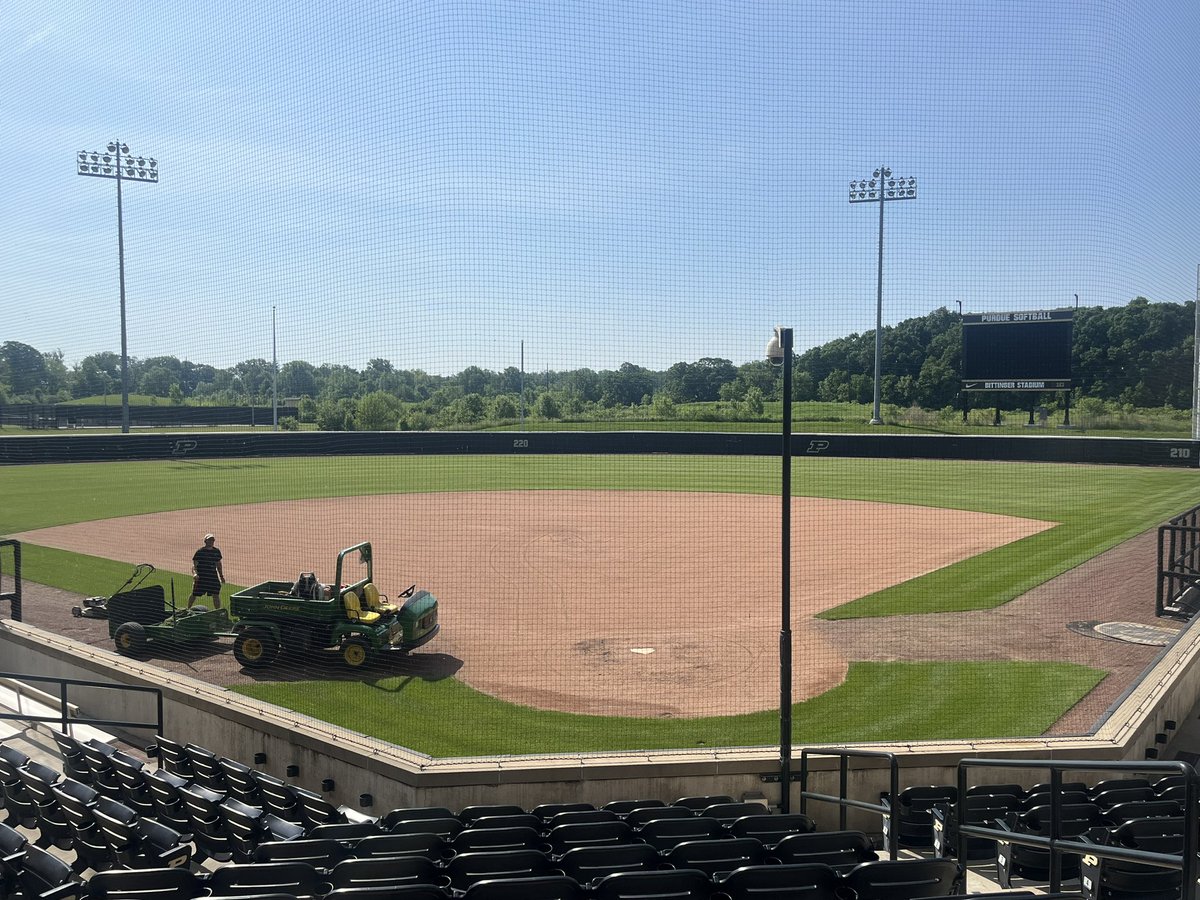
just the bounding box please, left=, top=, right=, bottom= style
left=1067, top=620, right=1181, bottom=646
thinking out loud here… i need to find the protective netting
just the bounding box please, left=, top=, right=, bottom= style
left=2, top=1, right=1199, bottom=757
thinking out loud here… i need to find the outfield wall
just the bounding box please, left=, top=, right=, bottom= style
left=1, top=430, right=1197, bottom=467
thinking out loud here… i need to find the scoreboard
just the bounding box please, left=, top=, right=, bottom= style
left=961, top=309, right=1073, bottom=391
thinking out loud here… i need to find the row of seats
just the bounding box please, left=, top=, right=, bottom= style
left=885, top=776, right=1191, bottom=855
left=995, top=805, right=1187, bottom=889
left=4, top=850, right=965, bottom=900
left=0, top=732, right=966, bottom=900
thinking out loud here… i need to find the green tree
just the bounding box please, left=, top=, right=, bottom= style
left=534, top=392, right=561, bottom=419
left=741, top=386, right=765, bottom=417
left=138, top=365, right=177, bottom=397
left=600, top=363, right=656, bottom=407
left=490, top=395, right=518, bottom=420
left=296, top=395, right=317, bottom=423
left=71, top=352, right=121, bottom=399
left=355, top=391, right=401, bottom=430
left=315, top=398, right=354, bottom=431
left=440, top=393, right=486, bottom=426
left=0, top=341, right=47, bottom=397
left=279, top=361, right=319, bottom=399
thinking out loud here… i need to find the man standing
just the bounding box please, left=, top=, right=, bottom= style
left=187, top=533, right=225, bottom=609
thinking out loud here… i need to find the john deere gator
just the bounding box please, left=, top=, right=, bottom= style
left=228, top=541, right=439, bottom=669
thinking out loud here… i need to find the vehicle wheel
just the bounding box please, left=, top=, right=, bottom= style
left=114, top=622, right=148, bottom=657
left=233, top=628, right=279, bottom=669
left=71, top=606, right=82, bottom=618
left=342, top=637, right=371, bottom=668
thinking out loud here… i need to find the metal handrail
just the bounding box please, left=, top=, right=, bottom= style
left=0, top=670, right=164, bottom=737
left=799, top=747, right=900, bottom=858
left=956, top=758, right=1198, bottom=900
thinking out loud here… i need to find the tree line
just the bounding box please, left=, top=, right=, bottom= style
left=0, top=297, right=1192, bottom=429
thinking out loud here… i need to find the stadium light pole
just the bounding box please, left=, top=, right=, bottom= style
left=765, top=325, right=793, bottom=812
left=272, top=306, right=279, bottom=430
left=1193, top=265, right=1199, bottom=440
left=849, top=167, right=916, bottom=425
left=77, top=142, right=159, bottom=434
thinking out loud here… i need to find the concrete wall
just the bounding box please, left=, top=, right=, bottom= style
left=5, top=616, right=1200, bottom=833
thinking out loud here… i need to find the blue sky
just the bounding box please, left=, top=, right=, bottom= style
left=3, top=0, right=1197, bottom=376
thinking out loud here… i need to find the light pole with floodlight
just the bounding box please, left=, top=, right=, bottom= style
left=272, top=306, right=279, bottom=430
left=765, top=325, right=793, bottom=812
left=849, top=167, right=916, bottom=425
left=77, top=142, right=159, bottom=434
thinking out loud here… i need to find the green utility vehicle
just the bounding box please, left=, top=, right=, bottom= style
left=228, top=541, right=439, bottom=669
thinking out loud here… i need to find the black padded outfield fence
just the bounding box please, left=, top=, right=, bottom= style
left=1, top=431, right=1197, bottom=467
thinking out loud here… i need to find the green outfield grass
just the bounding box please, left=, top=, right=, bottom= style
left=230, top=660, right=1105, bottom=756
left=2, top=453, right=1192, bottom=753
left=5, top=454, right=1197, bottom=618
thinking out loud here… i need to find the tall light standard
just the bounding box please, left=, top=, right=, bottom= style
left=77, top=142, right=159, bottom=434
left=272, top=306, right=279, bottom=430
left=1193, top=265, right=1199, bottom=441
left=850, top=167, right=916, bottom=425
left=765, top=325, right=793, bottom=812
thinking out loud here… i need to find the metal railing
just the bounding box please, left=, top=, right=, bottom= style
left=0, top=539, right=21, bottom=622
left=799, top=747, right=900, bottom=858
left=0, top=671, right=164, bottom=739
left=956, top=758, right=1199, bottom=899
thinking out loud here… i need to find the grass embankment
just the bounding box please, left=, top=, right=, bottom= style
left=231, top=660, right=1105, bottom=757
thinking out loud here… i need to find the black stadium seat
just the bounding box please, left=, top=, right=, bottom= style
left=459, top=805, right=526, bottom=826
left=531, top=802, right=595, bottom=822
left=882, top=785, right=957, bottom=850
left=602, top=799, right=666, bottom=816
left=252, top=838, right=354, bottom=867
left=87, top=867, right=206, bottom=900
left=727, top=812, right=816, bottom=847
left=556, top=843, right=661, bottom=885
left=673, top=794, right=734, bottom=811
left=637, top=815, right=724, bottom=852
left=715, top=862, right=841, bottom=900
left=840, top=858, right=963, bottom=900
left=16, top=844, right=84, bottom=900
left=661, top=837, right=766, bottom=878
left=443, top=849, right=559, bottom=893
left=591, top=867, right=713, bottom=900
left=462, top=874, right=584, bottom=900
left=352, top=831, right=448, bottom=861
left=206, top=861, right=331, bottom=899
left=625, top=804, right=694, bottom=827
left=545, top=820, right=636, bottom=855
left=326, top=855, right=450, bottom=892
left=697, top=802, right=770, bottom=826
left=389, top=816, right=464, bottom=839
left=770, top=831, right=878, bottom=872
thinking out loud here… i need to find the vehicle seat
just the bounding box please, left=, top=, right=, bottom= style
left=292, top=573, right=322, bottom=601
left=363, top=583, right=397, bottom=614
left=344, top=591, right=381, bottom=624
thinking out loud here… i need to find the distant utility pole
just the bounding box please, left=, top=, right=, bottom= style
left=849, top=166, right=917, bottom=425
left=77, top=142, right=159, bottom=434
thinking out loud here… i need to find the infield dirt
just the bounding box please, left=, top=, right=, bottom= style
left=12, top=490, right=1168, bottom=731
